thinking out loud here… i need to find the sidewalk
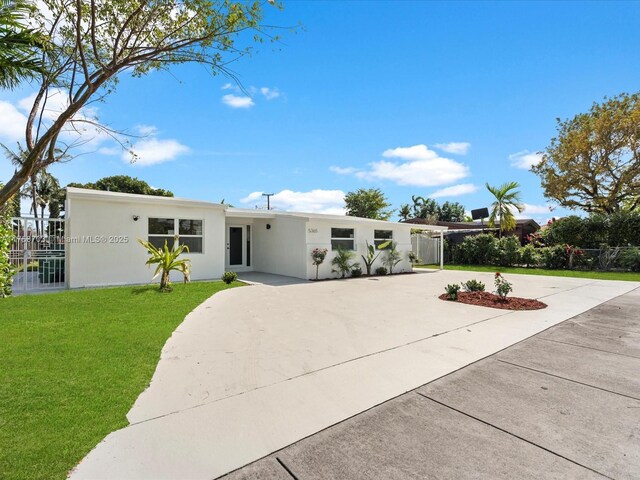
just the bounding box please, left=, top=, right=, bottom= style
left=225, top=287, right=640, bottom=479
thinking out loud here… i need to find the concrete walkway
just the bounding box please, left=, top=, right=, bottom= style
left=225, top=287, right=640, bottom=479
left=69, top=271, right=639, bottom=479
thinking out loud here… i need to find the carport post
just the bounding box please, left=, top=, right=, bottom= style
left=439, top=230, right=444, bottom=270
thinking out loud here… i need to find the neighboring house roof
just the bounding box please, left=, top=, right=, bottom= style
left=402, top=218, right=540, bottom=231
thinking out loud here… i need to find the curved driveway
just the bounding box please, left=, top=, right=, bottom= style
left=70, top=270, right=639, bottom=479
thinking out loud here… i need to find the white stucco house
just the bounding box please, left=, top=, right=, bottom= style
left=64, top=187, right=445, bottom=288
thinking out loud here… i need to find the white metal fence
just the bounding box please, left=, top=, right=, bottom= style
left=9, top=217, right=66, bottom=292
left=411, top=233, right=440, bottom=265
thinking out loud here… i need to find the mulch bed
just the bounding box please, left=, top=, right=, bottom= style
left=439, top=291, right=547, bottom=310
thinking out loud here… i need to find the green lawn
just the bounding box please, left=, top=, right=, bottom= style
left=417, top=264, right=640, bottom=281
left=0, top=281, right=240, bottom=480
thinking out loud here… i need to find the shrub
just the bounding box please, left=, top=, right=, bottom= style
left=408, top=251, right=421, bottom=265
left=444, top=283, right=461, bottom=300
left=375, top=266, right=388, bottom=275
left=461, top=279, right=485, bottom=292
left=497, top=235, right=520, bottom=267
left=331, top=246, right=357, bottom=278
left=311, top=247, right=328, bottom=280
left=221, top=271, right=238, bottom=284
left=457, top=234, right=499, bottom=265
left=0, top=203, right=16, bottom=298
left=494, top=272, right=512, bottom=300
left=519, top=244, right=541, bottom=268
left=541, top=244, right=569, bottom=269
left=618, top=247, right=640, bottom=272
left=351, top=264, right=363, bottom=277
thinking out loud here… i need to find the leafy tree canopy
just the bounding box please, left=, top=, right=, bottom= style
left=69, top=175, right=173, bottom=197
left=533, top=92, right=640, bottom=214
left=344, top=188, right=393, bottom=220
left=407, top=196, right=466, bottom=223
left=0, top=0, right=283, bottom=208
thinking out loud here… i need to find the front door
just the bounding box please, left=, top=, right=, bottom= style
left=226, top=225, right=251, bottom=269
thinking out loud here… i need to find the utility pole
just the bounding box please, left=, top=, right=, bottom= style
left=262, top=193, right=274, bottom=210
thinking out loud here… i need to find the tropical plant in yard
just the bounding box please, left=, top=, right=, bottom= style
left=494, top=272, right=513, bottom=300
left=351, top=263, right=363, bottom=277
left=444, top=283, right=461, bottom=300
left=311, top=247, right=328, bottom=280
left=375, top=266, right=388, bottom=275
left=486, top=182, right=524, bottom=238
left=331, top=246, right=357, bottom=278
left=360, top=240, right=389, bottom=275
left=138, top=237, right=191, bottom=292
left=383, top=242, right=402, bottom=274
left=408, top=250, right=421, bottom=265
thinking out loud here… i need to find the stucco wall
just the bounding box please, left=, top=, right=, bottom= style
left=306, top=219, right=413, bottom=279
left=251, top=216, right=308, bottom=279
left=66, top=192, right=225, bottom=288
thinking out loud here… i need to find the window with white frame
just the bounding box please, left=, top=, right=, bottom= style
left=374, top=229, right=393, bottom=249
left=331, top=227, right=355, bottom=250
left=148, top=218, right=203, bottom=253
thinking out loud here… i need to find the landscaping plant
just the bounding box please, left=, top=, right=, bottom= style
left=445, top=283, right=461, bottom=300
left=221, top=271, right=238, bottom=284
left=331, top=246, right=357, bottom=278
left=360, top=240, right=388, bottom=275
left=461, top=279, right=485, bottom=292
left=408, top=250, right=421, bottom=265
left=138, top=237, right=191, bottom=292
left=0, top=202, right=16, bottom=297
left=618, top=247, right=640, bottom=272
left=351, top=264, right=363, bottom=277
left=494, top=272, right=513, bottom=300
left=311, top=247, right=328, bottom=280
left=383, top=242, right=402, bottom=274
left=375, top=266, right=388, bottom=275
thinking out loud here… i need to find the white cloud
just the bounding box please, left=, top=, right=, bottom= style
left=430, top=183, right=478, bottom=198
left=222, top=94, right=255, bottom=109
left=260, top=87, right=280, bottom=100
left=433, top=142, right=471, bottom=155
left=98, top=146, right=120, bottom=156
left=240, top=189, right=346, bottom=214
left=352, top=144, right=470, bottom=187
left=509, top=202, right=552, bottom=220
left=221, top=83, right=234, bottom=90
left=0, top=101, right=28, bottom=142
left=509, top=150, right=543, bottom=169
left=329, top=166, right=358, bottom=175
left=136, top=124, right=158, bottom=136
left=125, top=138, right=190, bottom=166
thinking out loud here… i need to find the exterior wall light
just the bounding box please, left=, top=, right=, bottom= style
left=133, top=215, right=140, bottom=221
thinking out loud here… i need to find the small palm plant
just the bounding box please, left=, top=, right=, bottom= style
left=138, top=236, right=191, bottom=292
left=331, top=246, right=357, bottom=278
left=384, top=242, right=402, bottom=274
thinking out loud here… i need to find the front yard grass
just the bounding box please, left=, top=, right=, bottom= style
left=417, top=264, right=640, bottom=281
left=0, top=281, right=240, bottom=480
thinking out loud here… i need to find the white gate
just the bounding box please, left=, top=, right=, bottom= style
left=9, top=217, right=66, bottom=292
left=411, top=233, right=440, bottom=265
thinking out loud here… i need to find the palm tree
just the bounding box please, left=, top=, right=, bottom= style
left=398, top=204, right=411, bottom=222
left=2, top=143, right=39, bottom=231
left=35, top=170, right=60, bottom=233
left=486, top=181, right=524, bottom=238
left=0, top=0, right=45, bottom=89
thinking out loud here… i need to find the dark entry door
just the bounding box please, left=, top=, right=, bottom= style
left=229, top=226, right=243, bottom=266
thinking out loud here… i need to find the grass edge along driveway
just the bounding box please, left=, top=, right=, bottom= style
left=417, top=264, right=640, bottom=281
left=0, top=281, right=240, bottom=480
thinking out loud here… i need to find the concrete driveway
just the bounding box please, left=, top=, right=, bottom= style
left=70, top=270, right=639, bottom=479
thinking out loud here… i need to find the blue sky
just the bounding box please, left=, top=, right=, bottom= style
left=1, top=1, right=640, bottom=222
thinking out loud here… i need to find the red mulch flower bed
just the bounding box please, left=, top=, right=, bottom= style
left=438, top=291, right=547, bottom=310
